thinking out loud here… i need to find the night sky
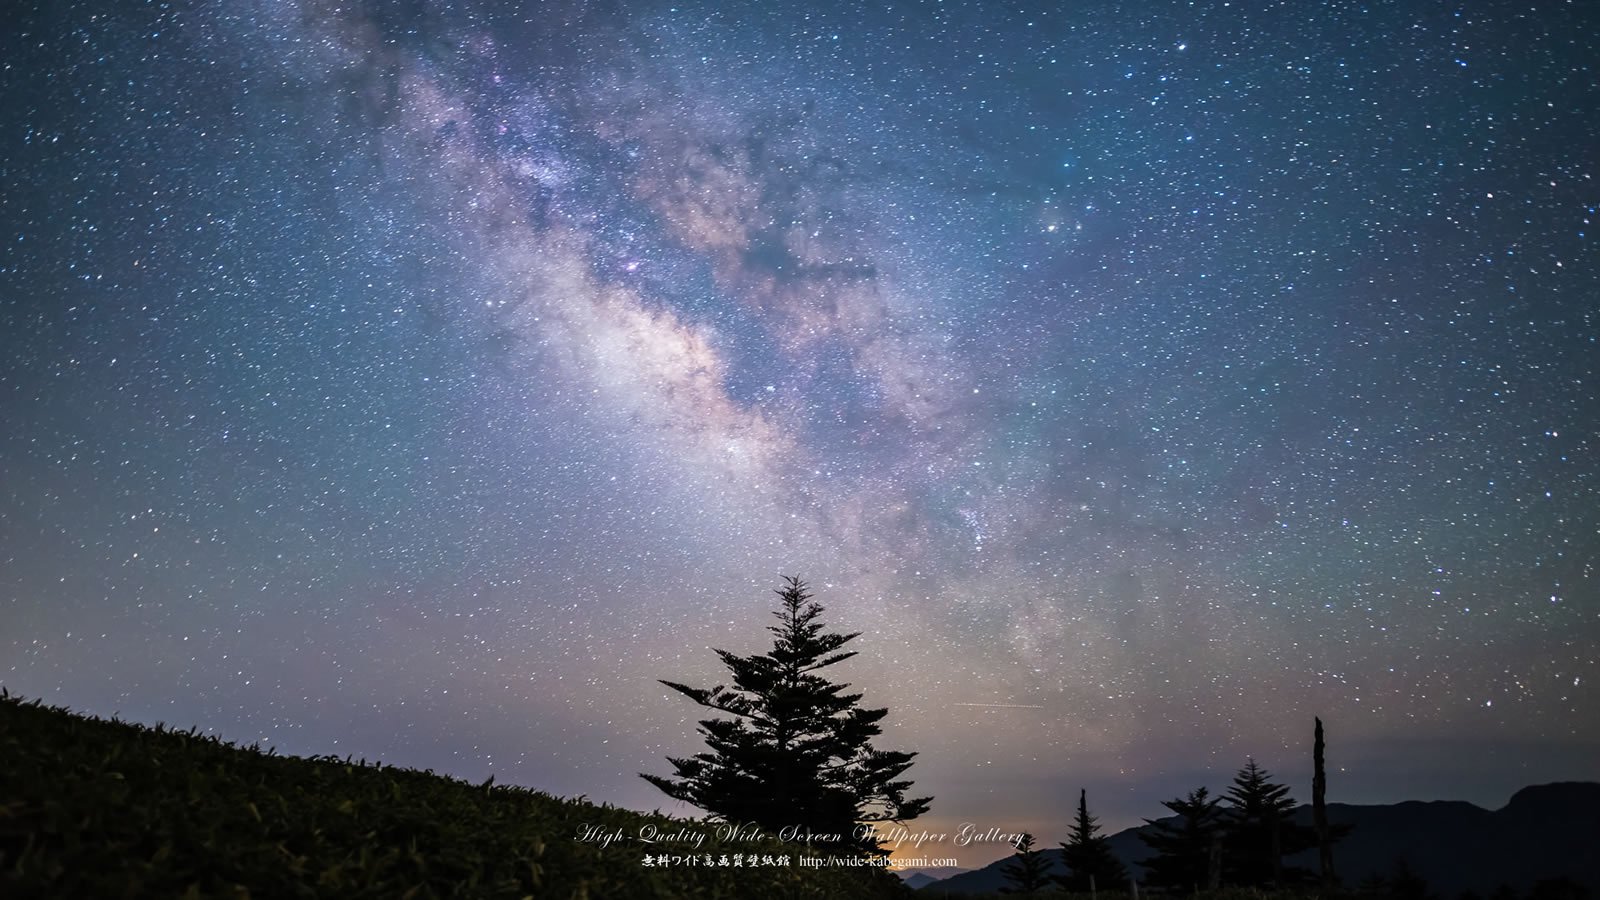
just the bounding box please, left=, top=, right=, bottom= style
left=3, top=0, right=1597, bottom=867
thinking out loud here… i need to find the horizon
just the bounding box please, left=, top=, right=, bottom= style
left=2, top=0, right=1596, bottom=879
left=6, top=686, right=1593, bottom=872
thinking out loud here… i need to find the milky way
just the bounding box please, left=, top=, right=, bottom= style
left=2, top=0, right=1596, bottom=864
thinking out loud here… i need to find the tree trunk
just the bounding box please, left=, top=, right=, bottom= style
left=1314, top=716, right=1335, bottom=886
left=1268, top=804, right=1282, bottom=886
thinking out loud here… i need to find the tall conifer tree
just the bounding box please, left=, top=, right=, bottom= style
left=642, top=576, right=930, bottom=855
left=1058, top=788, right=1128, bottom=893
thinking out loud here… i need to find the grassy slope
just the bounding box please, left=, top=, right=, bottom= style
left=0, top=690, right=911, bottom=899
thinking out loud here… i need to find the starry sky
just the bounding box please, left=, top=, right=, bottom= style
left=2, top=0, right=1597, bottom=867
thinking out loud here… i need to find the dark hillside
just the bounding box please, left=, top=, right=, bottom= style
left=0, top=689, right=910, bottom=899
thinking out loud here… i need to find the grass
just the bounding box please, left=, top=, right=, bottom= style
left=0, top=689, right=912, bottom=899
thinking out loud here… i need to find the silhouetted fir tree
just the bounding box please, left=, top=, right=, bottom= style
left=1057, top=788, right=1128, bottom=893
left=642, top=576, right=931, bottom=856
left=1137, top=786, right=1227, bottom=892
left=1223, top=758, right=1318, bottom=886
left=1000, top=832, right=1052, bottom=895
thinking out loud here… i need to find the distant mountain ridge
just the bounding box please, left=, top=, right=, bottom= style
left=899, top=865, right=970, bottom=889
left=920, top=782, right=1600, bottom=896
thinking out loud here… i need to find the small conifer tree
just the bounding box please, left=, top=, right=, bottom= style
left=1223, top=758, right=1317, bottom=886
left=1137, top=786, right=1227, bottom=892
left=1000, top=832, right=1052, bottom=895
